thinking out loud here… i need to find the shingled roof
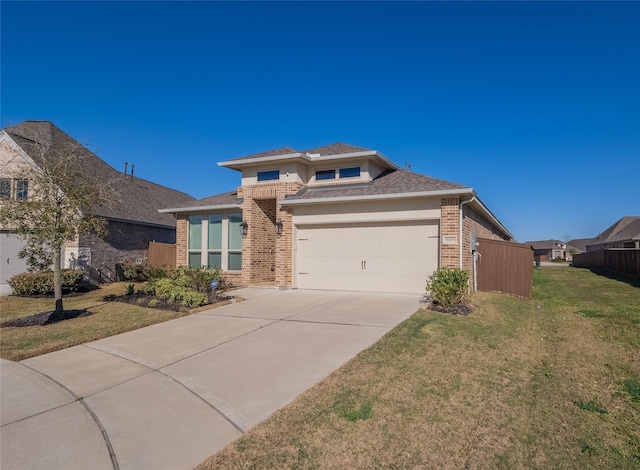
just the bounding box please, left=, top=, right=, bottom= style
left=225, top=142, right=371, bottom=162
left=161, top=190, right=242, bottom=212
left=589, top=216, right=640, bottom=246
left=284, top=169, right=469, bottom=202
left=3, top=121, right=194, bottom=227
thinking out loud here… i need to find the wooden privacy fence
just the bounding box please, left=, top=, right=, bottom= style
left=476, top=238, right=534, bottom=299
left=147, top=241, right=176, bottom=267
left=573, top=249, right=640, bottom=278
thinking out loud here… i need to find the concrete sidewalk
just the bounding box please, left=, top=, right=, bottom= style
left=0, top=288, right=421, bottom=470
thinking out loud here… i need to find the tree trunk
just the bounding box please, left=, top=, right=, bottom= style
left=53, top=244, right=64, bottom=312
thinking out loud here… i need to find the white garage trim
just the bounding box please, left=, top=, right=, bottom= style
left=294, top=220, right=440, bottom=294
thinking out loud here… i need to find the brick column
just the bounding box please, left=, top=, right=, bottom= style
left=176, top=215, right=188, bottom=266
left=440, top=197, right=460, bottom=269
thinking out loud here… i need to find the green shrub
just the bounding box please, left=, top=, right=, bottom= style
left=8, top=270, right=84, bottom=296
left=427, top=267, right=469, bottom=307
left=125, top=283, right=135, bottom=296
left=152, top=278, right=208, bottom=308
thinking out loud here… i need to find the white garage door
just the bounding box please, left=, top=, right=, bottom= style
left=295, top=220, right=439, bottom=294
left=0, top=232, right=28, bottom=284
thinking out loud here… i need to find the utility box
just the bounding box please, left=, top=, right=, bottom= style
left=471, top=231, right=478, bottom=252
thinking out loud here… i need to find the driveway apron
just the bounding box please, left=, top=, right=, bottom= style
left=1, top=288, right=421, bottom=470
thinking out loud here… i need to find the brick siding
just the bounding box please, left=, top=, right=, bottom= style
left=176, top=215, right=188, bottom=266
left=78, top=220, right=176, bottom=280
left=440, top=197, right=460, bottom=269
left=238, top=182, right=303, bottom=288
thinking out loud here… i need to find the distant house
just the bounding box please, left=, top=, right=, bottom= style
left=526, top=239, right=568, bottom=262
left=160, top=142, right=514, bottom=294
left=0, top=121, right=194, bottom=285
left=567, top=238, right=591, bottom=253
left=586, top=217, right=640, bottom=251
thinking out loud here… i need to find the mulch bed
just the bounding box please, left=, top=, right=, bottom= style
left=103, top=292, right=231, bottom=312
left=427, top=302, right=476, bottom=316
left=3, top=292, right=231, bottom=328
left=103, top=293, right=185, bottom=312
left=2, top=309, right=95, bottom=327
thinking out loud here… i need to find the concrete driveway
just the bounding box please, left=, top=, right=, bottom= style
left=0, top=288, right=421, bottom=470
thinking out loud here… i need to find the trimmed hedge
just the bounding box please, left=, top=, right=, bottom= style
left=8, top=270, right=85, bottom=296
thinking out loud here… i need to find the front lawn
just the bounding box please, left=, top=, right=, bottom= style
left=0, top=282, right=186, bottom=361
left=197, top=267, right=640, bottom=469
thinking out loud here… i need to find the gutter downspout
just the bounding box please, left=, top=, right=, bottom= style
left=459, top=196, right=476, bottom=269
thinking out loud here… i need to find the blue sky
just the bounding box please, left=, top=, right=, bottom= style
left=2, top=1, right=639, bottom=242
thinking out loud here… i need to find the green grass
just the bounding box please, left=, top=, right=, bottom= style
left=0, top=283, right=185, bottom=361
left=197, top=267, right=640, bottom=470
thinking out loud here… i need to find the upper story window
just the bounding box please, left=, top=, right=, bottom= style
left=315, top=169, right=336, bottom=181
left=257, top=170, right=280, bottom=182
left=16, top=180, right=29, bottom=201
left=0, top=179, right=11, bottom=200
left=0, top=178, right=28, bottom=201
left=339, top=167, right=360, bottom=178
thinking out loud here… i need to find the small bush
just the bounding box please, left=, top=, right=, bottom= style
left=427, top=267, right=469, bottom=307
left=125, top=283, right=135, bottom=296
left=152, top=278, right=208, bottom=308
left=8, top=270, right=84, bottom=296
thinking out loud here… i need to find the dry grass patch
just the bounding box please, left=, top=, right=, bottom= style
left=197, top=268, right=640, bottom=469
left=0, top=283, right=185, bottom=361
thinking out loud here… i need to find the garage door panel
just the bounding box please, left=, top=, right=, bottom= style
left=295, top=221, right=439, bottom=294
left=0, top=232, right=29, bottom=284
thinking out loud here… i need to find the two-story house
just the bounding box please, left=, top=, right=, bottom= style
left=161, top=143, right=513, bottom=294
left=0, top=121, right=195, bottom=286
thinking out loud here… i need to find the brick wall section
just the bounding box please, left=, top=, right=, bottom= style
left=248, top=198, right=277, bottom=284
left=80, top=220, right=176, bottom=280
left=176, top=214, right=188, bottom=266
left=461, top=205, right=511, bottom=289
left=440, top=197, right=461, bottom=269
left=238, top=182, right=303, bottom=288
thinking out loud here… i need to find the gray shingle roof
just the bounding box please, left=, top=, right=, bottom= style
left=225, top=142, right=371, bottom=162
left=284, top=169, right=469, bottom=201
left=525, top=240, right=565, bottom=250
left=167, top=190, right=242, bottom=210
left=567, top=238, right=592, bottom=252
left=303, top=142, right=370, bottom=156
left=589, top=216, right=640, bottom=245
left=4, top=121, right=194, bottom=227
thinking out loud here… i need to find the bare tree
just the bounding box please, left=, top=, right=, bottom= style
left=0, top=141, right=116, bottom=312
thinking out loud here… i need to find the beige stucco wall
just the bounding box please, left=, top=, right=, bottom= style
left=291, top=197, right=441, bottom=226
left=0, top=135, right=36, bottom=209
left=240, top=162, right=307, bottom=186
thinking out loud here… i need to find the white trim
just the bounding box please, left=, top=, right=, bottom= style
left=159, top=203, right=241, bottom=214
left=218, top=152, right=303, bottom=168
left=282, top=188, right=474, bottom=205
left=218, top=150, right=399, bottom=171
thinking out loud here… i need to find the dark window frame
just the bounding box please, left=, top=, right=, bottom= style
left=0, top=179, right=11, bottom=200
left=257, top=170, right=280, bottom=182
left=16, top=179, right=28, bottom=201
left=315, top=169, right=336, bottom=181
left=339, top=167, right=361, bottom=178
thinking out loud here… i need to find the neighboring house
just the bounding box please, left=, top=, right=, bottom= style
left=526, top=239, right=568, bottom=262
left=0, top=121, right=195, bottom=285
left=161, top=143, right=513, bottom=294
left=586, top=216, right=640, bottom=251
